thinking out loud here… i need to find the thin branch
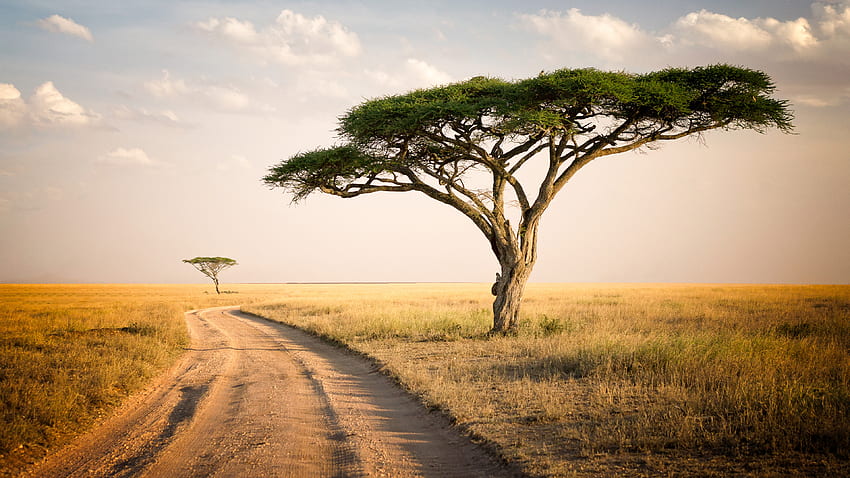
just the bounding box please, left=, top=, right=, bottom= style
left=397, top=166, right=497, bottom=241
left=595, top=123, right=722, bottom=159
left=502, top=133, right=546, bottom=164
left=320, top=183, right=415, bottom=197
left=552, top=121, right=726, bottom=194
left=508, top=143, right=548, bottom=174
left=416, top=164, right=495, bottom=220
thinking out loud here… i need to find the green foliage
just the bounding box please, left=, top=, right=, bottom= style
left=339, top=75, right=514, bottom=141
left=264, top=64, right=793, bottom=201
left=643, top=65, right=793, bottom=131
left=182, top=257, right=237, bottom=294
left=263, top=146, right=393, bottom=202
left=537, top=314, right=570, bottom=337
left=182, top=256, right=237, bottom=267
left=182, top=256, right=237, bottom=277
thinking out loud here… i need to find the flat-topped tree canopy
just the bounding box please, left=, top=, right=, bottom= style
left=264, top=64, right=793, bottom=332
left=183, top=256, right=237, bottom=294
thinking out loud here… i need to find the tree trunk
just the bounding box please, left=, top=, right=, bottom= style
left=491, top=262, right=532, bottom=333
left=214, top=278, right=220, bottom=294
left=489, top=213, right=542, bottom=333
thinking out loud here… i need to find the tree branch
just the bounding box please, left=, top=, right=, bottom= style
left=414, top=162, right=497, bottom=223
left=396, top=166, right=497, bottom=241
left=552, top=121, right=727, bottom=195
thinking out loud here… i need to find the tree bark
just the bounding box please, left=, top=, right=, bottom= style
left=491, top=262, right=531, bottom=333
left=490, top=211, right=542, bottom=333
left=214, top=277, right=220, bottom=294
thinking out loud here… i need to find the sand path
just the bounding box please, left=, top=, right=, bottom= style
left=28, top=306, right=511, bottom=477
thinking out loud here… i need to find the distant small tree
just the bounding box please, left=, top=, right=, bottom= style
left=183, top=257, right=237, bottom=294
left=264, top=65, right=793, bottom=333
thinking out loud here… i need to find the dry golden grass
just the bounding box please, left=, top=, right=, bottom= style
left=4, top=283, right=848, bottom=477
left=0, top=283, right=292, bottom=476
left=245, top=283, right=850, bottom=477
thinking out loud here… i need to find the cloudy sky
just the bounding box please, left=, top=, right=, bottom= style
left=1, top=0, right=848, bottom=284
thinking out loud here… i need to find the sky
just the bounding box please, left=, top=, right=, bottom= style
left=1, top=0, right=848, bottom=284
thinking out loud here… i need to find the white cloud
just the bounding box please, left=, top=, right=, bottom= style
left=672, top=10, right=818, bottom=52
left=761, top=17, right=819, bottom=51
left=0, top=83, right=22, bottom=101
left=195, top=9, right=361, bottom=65
left=36, top=14, right=93, bottom=42
left=0, top=84, right=27, bottom=128
left=144, top=70, right=189, bottom=97
left=814, top=1, right=850, bottom=38
left=521, top=6, right=827, bottom=61
left=673, top=10, right=773, bottom=50
left=196, top=17, right=257, bottom=43
left=29, top=82, right=98, bottom=126
left=364, top=58, right=453, bottom=93
left=98, top=147, right=154, bottom=166
left=792, top=94, right=837, bottom=107
left=519, top=9, right=657, bottom=62
left=405, top=59, right=453, bottom=86
left=111, top=105, right=184, bottom=126
left=144, top=70, right=257, bottom=112
left=203, top=85, right=251, bottom=111
left=667, top=5, right=849, bottom=105
left=0, top=81, right=99, bottom=129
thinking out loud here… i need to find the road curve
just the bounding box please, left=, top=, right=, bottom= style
left=27, top=306, right=511, bottom=477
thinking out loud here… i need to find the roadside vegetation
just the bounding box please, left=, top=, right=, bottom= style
left=245, top=283, right=850, bottom=477
left=0, top=284, right=288, bottom=476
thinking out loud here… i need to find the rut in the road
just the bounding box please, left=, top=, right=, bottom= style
left=28, top=306, right=513, bottom=478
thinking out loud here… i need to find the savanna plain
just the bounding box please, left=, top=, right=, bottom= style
left=2, top=283, right=849, bottom=477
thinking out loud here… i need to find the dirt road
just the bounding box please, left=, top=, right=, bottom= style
left=29, top=306, right=512, bottom=477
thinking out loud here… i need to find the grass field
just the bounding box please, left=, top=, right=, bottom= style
left=0, top=283, right=290, bottom=475
left=2, top=283, right=848, bottom=477
left=244, top=283, right=850, bottom=477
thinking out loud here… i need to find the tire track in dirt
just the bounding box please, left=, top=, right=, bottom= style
left=26, top=307, right=512, bottom=477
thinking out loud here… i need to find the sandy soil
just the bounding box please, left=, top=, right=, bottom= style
left=27, top=306, right=513, bottom=477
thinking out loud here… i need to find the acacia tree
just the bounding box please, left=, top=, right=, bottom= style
left=183, top=256, right=237, bottom=294
left=264, top=65, right=793, bottom=333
